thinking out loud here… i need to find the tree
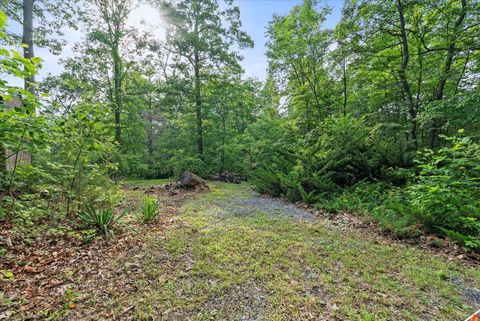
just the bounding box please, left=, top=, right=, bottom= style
left=158, top=0, right=253, bottom=157
left=22, top=0, right=34, bottom=94
left=85, top=0, right=133, bottom=145
left=336, top=0, right=480, bottom=148
left=0, top=0, right=79, bottom=94
left=0, top=8, right=39, bottom=187
left=266, top=0, right=334, bottom=131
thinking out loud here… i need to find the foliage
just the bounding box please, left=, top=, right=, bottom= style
left=247, top=115, right=412, bottom=202
left=77, top=206, right=131, bottom=237
left=0, top=9, right=120, bottom=243
left=0, top=1, right=79, bottom=54
left=410, top=131, right=480, bottom=250
left=139, top=196, right=161, bottom=223
left=169, top=155, right=207, bottom=178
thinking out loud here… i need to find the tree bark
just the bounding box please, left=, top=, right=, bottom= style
left=0, top=142, right=5, bottom=190
left=396, top=0, right=417, bottom=147
left=220, top=112, right=226, bottom=173
left=113, top=42, right=122, bottom=145
left=147, top=94, right=154, bottom=158
left=194, top=17, right=204, bottom=158
left=427, top=0, right=467, bottom=149
left=23, top=0, right=35, bottom=95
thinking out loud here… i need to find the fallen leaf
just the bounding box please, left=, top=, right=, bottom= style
left=19, top=305, right=30, bottom=312
left=123, top=305, right=135, bottom=313
left=48, top=279, right=63, bottom=287
left=24, top=266, right=38, bottom=274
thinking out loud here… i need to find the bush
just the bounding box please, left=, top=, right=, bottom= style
left=314, top=182, right=420, bottom=238
left=116, top=153, right=151, bottom=178
left=248, top=115, right=412, bottom=202
left=170, top=156, right=207, bottom=178
left=409, top=131, right=480, bottom=250
left=139, top=196, right=161, bottom=223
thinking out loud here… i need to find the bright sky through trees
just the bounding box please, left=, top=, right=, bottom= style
left=5, top=0, right=342, bottom=83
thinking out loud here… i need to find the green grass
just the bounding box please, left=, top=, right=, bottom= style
left=72, top=182, right=480, bottom=320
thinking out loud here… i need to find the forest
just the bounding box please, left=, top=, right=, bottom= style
left=1, top=0, right=480, bottom=320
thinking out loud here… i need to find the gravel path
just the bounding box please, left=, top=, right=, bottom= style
left=214, top=192, right=317, bottom=222
left=212, top=190, right=480, bottom=310
left=451, top=278, right=480, bottom=306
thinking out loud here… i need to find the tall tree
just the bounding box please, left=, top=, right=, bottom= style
left=22, top=0, right=34, bottom=94
left=1, top=0, right=80, bottom=94
left=336, top=0, right=480, bottom=147
left=158, top=0, right=253, bottom=158
left=87, top=0, right=133, bottom=145
left=266, top=0, right=334, bottom=130
left=396, top=0, right=416, bottom=146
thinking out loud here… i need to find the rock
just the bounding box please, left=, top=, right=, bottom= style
left=0, top=236, right=12, bottom=247
left=6, top=236, right=12, bottom=247
left=212, top=171, right=242, bottom=184
left=179, top=171, right=208, bottom=189
left=158, top=172, right=209, bottom=193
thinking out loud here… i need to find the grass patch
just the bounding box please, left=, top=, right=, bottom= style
left=70, top=182, right=480, bottom=320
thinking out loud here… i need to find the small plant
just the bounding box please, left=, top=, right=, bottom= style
left=77, top=206, right=131, bottom=237
left=430, top=238, right=445, bottom=249
left=139, top=196, right=161, bottom=223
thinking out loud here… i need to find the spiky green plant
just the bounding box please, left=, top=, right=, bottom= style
left=78, top=206, right=131, bottom=237
left=139, top=196, right=161, bottom=223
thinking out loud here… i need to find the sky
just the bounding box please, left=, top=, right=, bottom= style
left=6, top=0, right=344, bottom=84
left=235, top=0, right=343, bottom=79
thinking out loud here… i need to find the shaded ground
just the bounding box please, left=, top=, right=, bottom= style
left=2, top=182, right=480, bottom=320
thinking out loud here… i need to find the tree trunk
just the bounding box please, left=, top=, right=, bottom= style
left=396, top=0, right=417, bottom=147
left=427, top=0, right=467, bottom=149
left=220, top=115, right=226, bottom=173
left=0, top=142, right=5, bottom=190
left=113, top=46, right=122, bottom=145
left=194, top=18, right=203, bottom=158
left=23, top=0, right=35, bottom=95
left=194, top=56, right=203, bottom=157
left=147, top=95, right=154, bottom=158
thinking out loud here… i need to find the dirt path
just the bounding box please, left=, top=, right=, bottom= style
left=2, top=182, right=480, bottom=320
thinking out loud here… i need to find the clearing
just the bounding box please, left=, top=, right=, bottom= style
left=2, top=181, right=479, bottom=320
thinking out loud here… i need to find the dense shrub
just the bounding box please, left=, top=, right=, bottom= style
left=314, top=182, right=420, bottom=238
left=249, top=115, right=412, bottom=203
left=313, top=131, right=480, bottom=251
left=116, top=153, right=151, bottom=179
left=246, top=113, right=479, bottom=251
left=170, top=156, right=208, bottom=178
left=0, top=11, right=120, bottom=238
left=410, top=131, right=480, bottom=250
